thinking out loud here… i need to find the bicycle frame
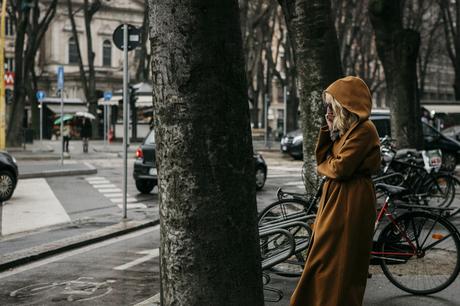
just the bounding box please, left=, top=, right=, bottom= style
left=371, top=196, right=417, bottom=259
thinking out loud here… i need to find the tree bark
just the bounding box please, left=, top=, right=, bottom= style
left=149, top=1, right=264, bottom=305
left=278, top=0, right=343, bottom=189
left=369, top=0, right=423, bottom=149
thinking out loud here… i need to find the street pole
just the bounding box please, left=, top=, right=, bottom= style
left=60, top=90, right=64, bottom=166
left=264, top=94, right=268, bottom=147
left=122, top=24, right=128, bottom=219
left=40, top=99, right=43, bottom=144
left=0, top=0, right=7, bottom=150
left=103, top=103, right=107, bottom=147
left=283, top=86, right=287, bottom=136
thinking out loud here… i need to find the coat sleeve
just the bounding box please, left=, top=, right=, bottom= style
left=317, top=126, right=372, bottom=180
left=315, top=126, right=333, bottom=164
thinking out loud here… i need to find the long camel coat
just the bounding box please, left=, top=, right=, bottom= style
left=290, top=76, right=381, bottom=306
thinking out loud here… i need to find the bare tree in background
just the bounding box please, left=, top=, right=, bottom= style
left=241, top=0, right=299, bottom=133
left=278, top=0, right=343, bottom=187
left=369, top=0, right=423, bottom=149
left=66, top=0, right=101, bottom=138
left=439, top=0, right=460, bottom=100
left=135, top=0, right=150, bottom=82
left=7, top=0, right=58, bottom=146
left=149, top=0, right=264, bottom=304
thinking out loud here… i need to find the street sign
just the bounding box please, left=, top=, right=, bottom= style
left=112, top=24, right=140, bottom=51
left=57, top=66, right=64, bottom=91
left=4, top=71, right=14, bottom=86
left=36, top=90, right=45, bottom=101
left=104, top=91, right=113, bottom=101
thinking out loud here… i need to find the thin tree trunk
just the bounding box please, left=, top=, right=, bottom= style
left=278, top=0, right=343, bottom=189
left=149, top=1, right=264, bottom=304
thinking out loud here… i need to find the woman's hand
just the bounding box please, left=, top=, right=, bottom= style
left=325, top=113, right=334, bottom=131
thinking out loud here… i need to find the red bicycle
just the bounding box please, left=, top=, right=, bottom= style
left=258, top=181, right=460, bottom=295
left=371, top=183, right=460, bottom=295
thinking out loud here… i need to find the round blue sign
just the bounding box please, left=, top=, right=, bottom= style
left=36, top=91, right=45, bottom=101
left=104, top=91, right=113, bottom=101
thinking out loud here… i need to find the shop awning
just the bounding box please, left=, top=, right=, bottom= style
left=97, top=95, right=152, bottom=107
left=46, top=104, right=88, bottom=114
left=422, top=104, right=460, bottom=114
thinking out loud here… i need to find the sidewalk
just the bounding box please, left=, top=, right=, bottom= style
left=1, top=139, right=159, bottom=273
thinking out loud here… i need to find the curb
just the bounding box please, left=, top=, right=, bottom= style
left=0, top=219, right=160, bottom=273
left=18, top=163, right=98, bottom=179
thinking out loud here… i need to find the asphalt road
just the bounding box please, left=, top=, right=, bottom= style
left=0, top=226, right=160, bottom=306
left=3, top=153, right=460, bottom=305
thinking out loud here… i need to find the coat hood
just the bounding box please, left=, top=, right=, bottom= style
left=324, top=76, right=372, bottom=121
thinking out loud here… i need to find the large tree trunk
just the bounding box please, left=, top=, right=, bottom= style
left=149, top=1, right=264, bottom=305
left=369, top=0, right=423, bottom=149
left=278, top=0, right=343, bottom=189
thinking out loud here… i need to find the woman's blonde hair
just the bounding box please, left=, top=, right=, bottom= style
left=323, top=92, right=359, bottom=136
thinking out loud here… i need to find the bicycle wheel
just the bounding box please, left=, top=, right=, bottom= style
left=379, top=211, right=460, bottom=295
left=423, top=174, right=456, bottom=207
left=259, top=199, right=316, bottom=277
left=258, top=198, right=316, bottom=227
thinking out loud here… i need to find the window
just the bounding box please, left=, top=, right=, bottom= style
left=5, top=17, right=14, bottom=36
left=102, top=40, right=111, bottom=67
left=5, top=57, right=14, bottom=72
left=68, top=37, right=79, bottom=64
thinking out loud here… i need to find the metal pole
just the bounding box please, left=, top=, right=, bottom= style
left=103, top=104, right=107, bottom=146
left=264, top=94, right=268, bottom=147
left=122, top=24, right=129, bottom=219
left=60, top=90, right=64, bottom=166
left=0, top=0, right=7, bottom=150
left=283, top=86, right=287, bottom=136
left=40, top=99, right=43, bottom=144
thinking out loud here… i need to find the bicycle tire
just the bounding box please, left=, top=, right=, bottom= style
left=422, top=174, right=456, bottom=208
left=378, top=211, right=460, bottom=295
left=258, top=198, right=317, bottom=227
left=259, top=199, right=317, bottom=277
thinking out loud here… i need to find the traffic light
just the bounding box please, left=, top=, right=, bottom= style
left=129, top=85, right=139, bottom=107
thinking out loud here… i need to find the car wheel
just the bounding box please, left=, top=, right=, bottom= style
left=0, top=170, right=16, bottom=202
left=442, top=153, right=457, bottom=172
left=255, top=166, right=267, bottom=191
left=135, top=179, right=155, bottom=194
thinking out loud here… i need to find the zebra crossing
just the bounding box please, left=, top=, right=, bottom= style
left=85, top=177, right=147, bottom=209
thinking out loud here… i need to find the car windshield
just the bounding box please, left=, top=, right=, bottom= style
left=144, top=130, right=155, bottom=145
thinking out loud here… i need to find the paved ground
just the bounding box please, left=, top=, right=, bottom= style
left=1, top=138, right=460, bottom=305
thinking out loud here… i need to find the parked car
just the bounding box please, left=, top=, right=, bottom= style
left=371, top=111, right=460, bottom=171
left=0, top=151, right=18, bottom=202
left=442, top=125, right=460, bottom=141
left=280, top=129, right=303, bottom=160
left=280, top=109, right=460, bottom=171
left=133, top=130, right=268, bottom=194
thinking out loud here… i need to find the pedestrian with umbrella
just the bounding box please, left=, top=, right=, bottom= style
left=62, top=121, right=72, bottom=153
left=80, top=118, right=92, bottom=153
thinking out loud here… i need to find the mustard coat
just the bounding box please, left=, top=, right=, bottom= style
left=291, top=76, right=381, bottom=306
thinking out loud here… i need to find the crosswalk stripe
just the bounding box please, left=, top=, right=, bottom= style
left=92, top=184, right=117, bottom=188
left=103, top=193, right=124, bottom=198
left=97, top=188, right=122, bottom=193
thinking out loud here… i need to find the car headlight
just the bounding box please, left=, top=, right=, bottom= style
left=12, top=156, right=17, bottom=164
left=293, top=135, right=303, bottom=144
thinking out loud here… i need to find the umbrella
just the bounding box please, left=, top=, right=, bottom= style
left=54, top=114, right=74, bottom=125
left=75, top=111, right=96, bottom=120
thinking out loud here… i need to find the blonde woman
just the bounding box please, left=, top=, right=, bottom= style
left=291, top=76, right=381, bottom=306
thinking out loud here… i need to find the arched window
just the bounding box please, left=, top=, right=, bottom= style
left=103, top=40, right=112, bottom=67
left=68, top=37, right=79, bottom=64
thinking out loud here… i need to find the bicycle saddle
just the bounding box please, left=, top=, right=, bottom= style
left=375, top=183, right=407, bottom=195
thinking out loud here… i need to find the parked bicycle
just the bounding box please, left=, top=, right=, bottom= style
left=259, top=178, right=460, bottom=295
